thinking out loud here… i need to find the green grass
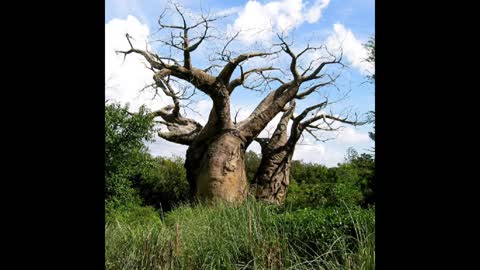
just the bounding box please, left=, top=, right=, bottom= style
left=105, top=199, right=375, bottom=269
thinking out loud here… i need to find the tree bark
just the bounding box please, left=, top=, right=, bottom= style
left=251, top=102, right=296, bottom=204
left=253, top=144, right=294, bottom=204
left=185, top=130, right=248, bottom=202
left=251, top=99, right=363, bottom=204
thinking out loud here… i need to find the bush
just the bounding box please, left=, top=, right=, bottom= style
left=105, top=204, right=162, bottom=227
left=285, top=180, right=364, bottom=209
left=291, top=161, right=333, bottom=184
left=133, top=156, right=190, bottom=212
left=279, top=206, right=375, bottom=258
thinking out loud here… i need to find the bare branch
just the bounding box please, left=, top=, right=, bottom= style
left=217, top=51, right=279, bottom=83
left=297, top=44, right=323, bottom=59
left=295, top=76, right=336, bottom=99
left=294, top=100, right=329, bottom=123
left=304, top=127, right=335, bottom=142
left=276, top=34, right=300, bottom=81
left=233, top=108, right=241, bottom=125
left=203, top=64, right=223, bottom=73
left=116, top=46, right=164, bottom=70
left=228, top=67, right=279, bottom=92
left=220, top=32, right=240, bottom=61
left=301, top=113, right=365, bottom=130
left=303, top=48, right=344, bottom=82
left=154, top=3, right=221, bottom=70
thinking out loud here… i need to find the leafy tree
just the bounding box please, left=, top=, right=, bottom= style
left=105, top=102, right=156, bottom=208
left=291, top=161, right=331, bottom=185
left=350, top=153, right=375, bottom=206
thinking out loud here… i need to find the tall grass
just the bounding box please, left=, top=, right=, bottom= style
left=105, top=199, right=375, bottom=269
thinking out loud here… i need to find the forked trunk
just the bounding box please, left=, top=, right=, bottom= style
left=252, top=144, right=294, bottom=205
left=251, top=102, right=297, bottom=205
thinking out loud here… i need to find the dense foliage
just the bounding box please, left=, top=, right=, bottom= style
left=105, top=102, right=156, bottom=209
left=133, top=156, right=190, bottom=212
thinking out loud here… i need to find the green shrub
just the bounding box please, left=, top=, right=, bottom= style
left=286, top=180, right=363, bottom=209
left=105, top=204, right=162, bottom=227
left=291, top=161, right=333, bottom=184
left=134, top=156, right=190, bottom=211
left=279, top=206, right=375, bottom=258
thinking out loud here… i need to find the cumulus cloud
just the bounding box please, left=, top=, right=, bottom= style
left=305, top=0, right=331, bottom=23
left=105, top=15, right=169, bottom=112
left=336, top=126, right=370, bottom=144
left=324, top=23, right=374, bottom=75
left=228, top=0, right=330, bottom=45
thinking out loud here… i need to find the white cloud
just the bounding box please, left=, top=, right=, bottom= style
left=336, top=126, right=370, bottom=144
left=105, top=15, right=169, bottom=112
left=305, top=0, right=330, bottom=23
left=188, top=99, right=213, bottom=125
left=216, top=6, right=243, bottom=17
left=324, top=23, right=374, bottom=75
left=291, top=127, right=370, bottom=167
left=146, top=139, right=188, bottom=158
left=228, top=0, right=330, bottom=45
left=293, top=143, right=344, bottom=167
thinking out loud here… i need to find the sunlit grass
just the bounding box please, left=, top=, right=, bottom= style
left=106, top=199, right=374, bottom=269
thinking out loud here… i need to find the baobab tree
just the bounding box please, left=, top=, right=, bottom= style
left=116, top=3, right=364, bottom=203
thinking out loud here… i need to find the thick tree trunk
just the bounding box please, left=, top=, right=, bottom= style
left=185, top=131, right=248, bottom=202
left=253, top=147, right=293, bottom=204
left=251, top=102, right=296, bottom=205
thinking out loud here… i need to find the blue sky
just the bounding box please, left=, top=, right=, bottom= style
left=105, top=0, right=375, bottom=167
